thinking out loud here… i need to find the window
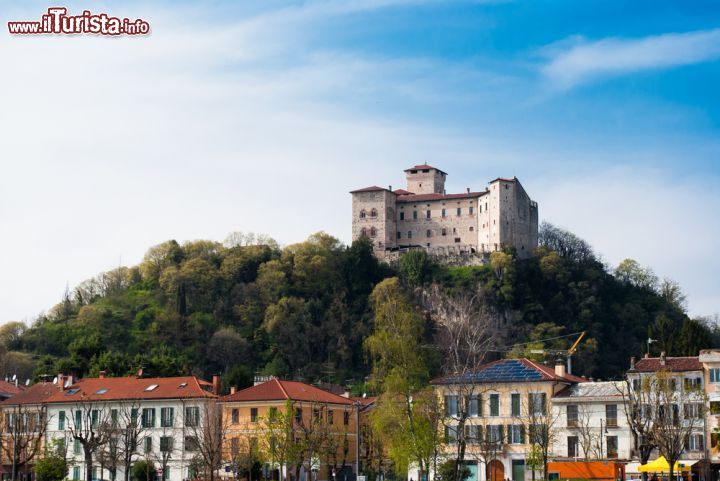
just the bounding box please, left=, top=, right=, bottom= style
left=400, top=212, right=405, bottom=220
left=456, top=208, right=461, bottom=216
left=145, top=384, right=159, bottom=392
left=489, top=394, right=500, bottom=417
left=93, top=468, right=98, bottom=481
left=295, top=408, right=302, bottom=423
left=408, top=231, right=412, bottom=239
left=510, top=425, right=524, bottom=444
left=469, top=226, right=474, bottom=231
left=711, top=401, right=720, bottom=415
left=441, top=208, right=446, bottom=217
left=111, top=409, right=118, bottom=428
left=160, top=436, right=174, bottom=453
left=606, top=404, right=618, bottom=427
left=426, top=210, right=431, bottom=219
left=469, top=207, right=474, bottom=215
left=370, top=208, right=377, bottom=218
left=511, top=393, right=521, bottom=416
left=343, top=411, right=350, bottom=425
left=269, top=407, right=278, bottom=422
left=360, top=227, right=367, bottom=237
left=529, top=393, right=546, bottom=415
left=441, top=228, right=446, bottom=236
left=487, top=425, right=503, bottom=443
left=231, top=408, right=239, bottom=424
left=454, top=238, right=461, bottom=243
left=59, top=411, right=65, bottom=430
left=568, top=436, right=579, bottom=458
left=464, top=424, right=481, bottom=444
left=426, top=229, right=432, bottom=238
left=313, top=408, right=322, bottom=420
left=91, top=410, right=99, bottom=429
left=247, top=407, right=257, bottom=422
left=185, top=436, right=200, bottom=452
left=606, top=436, right=618, bottom=458
left=397, top=231, right=401, bottom=239
left=413, top=211, right=418, bottom=220
left=567, top=405, right=578, bottom=427
left=73, top=467, right=80, bottom=481
left=164, top=469, right=170, bottom=481
left=687, top=434, right=704, bottom=451
left=686, top=377, right=703, bottom=389
left=326, top=410, right=334, bottom=424
left=467, top=396, right=479, bottom=417
left=445, top=395, right=459, bottom=417
left=74, top=439, right=81, bottom=455
left=185, top=407, right=199, bottom=427
left=445, top=425, right=458, bottom=444
left=231, top=437, right=240, bottom=455
left=142, top=408, right=156, bottom=428
left=161, top=407, right=174, bottom=428
left=370, top=227, right=377, bottom=238
left=685, top=403, right=703, bottom=419
left=75, top=410, right=82, bottom=429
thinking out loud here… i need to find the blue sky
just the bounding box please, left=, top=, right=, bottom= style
left=0, top=0, right=719, bottom=321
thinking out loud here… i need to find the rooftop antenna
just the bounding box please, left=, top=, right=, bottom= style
left=646, top=338, right=657, bottom=356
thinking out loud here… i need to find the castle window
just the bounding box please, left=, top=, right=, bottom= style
left=360, top=228, right=368, bottom=237
left=485, top=203, right=488, bottom=210
left=505, top=184, right=509, bottom=189
left=453, top=228, right=457, bottom=234
left=397, top=232, right=401, bottom=239
left=359, top=210, right=366, bottom=219
left=456, top=208, right=461, bottom=216
left=469, top=207, right=474, bottom=215
left=422, top=169, right=429, bottom=173
left=454, top=238, right=461, bottom=243
left=413, top=211, right=418, bottom=220
left=442, top=228, right=446, bottom=236
left=426, top=230, right=432, bottom=238
left=479, top=205, right=482, bottom=213
left=370, top=208, right=378, bottom=218
left=441, top=208, right=446, bottom=217
left=469, top=226, right=474, bottom=231
left=400, top=212, right=405, bottom=221
left=419, top=183, right=422, bottom=188
left=426, top=210, right=431, bottom=219
left=408, top=231, right=412, bottom=239
left=370, top=227, right=377, bottom=238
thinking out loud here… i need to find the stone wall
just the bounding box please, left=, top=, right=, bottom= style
left=395, top=197, right=480, bottom=251
left=351, top=190, right=397, bottom=251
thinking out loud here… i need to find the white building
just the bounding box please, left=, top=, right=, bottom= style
left=43, top=373, right=219, bottom=481
left=552, top=381, right=632, bottom=461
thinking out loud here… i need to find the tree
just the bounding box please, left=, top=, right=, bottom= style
left=620, top=378, right=654, bottom=481
left=521, top=389, right=560, bottom=481
left=538, top=222, right=595, bottom=264
left=130, top=460, right=155, bottom=481
left=615, top=259, right=658, bottom=291
left=207, top=328, right=251, bottom=374
left=67, top=401, right=114, bottom=481
left=437, top=460, right=470, bottom=481
left=34, top=453, right=67, bottom=481
left=1, top=404, right=50, bottom=481
left=187, top=402, right=227, bottom=481
left=113, top=402, right=146, bottom=481
left=399, top=250, right=430, bottom=288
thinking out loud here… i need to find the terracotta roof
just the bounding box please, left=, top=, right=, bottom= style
left=37, top=376, right=216, bottom=404
left=352, top=396, right=377, bottom=407
left=0, top=380, right=25, bottom=396
left=219, top=379, right=354, bottom=405
left=349, top=186, right=390, bottom=194
left=431, top=358, right=586, bottom=385
left=393, top=189, right=413, bottom=195
left=1, top=382, right=57, bottom=406
left=404, top=164, right=447, bottom=175
left=396, top=191, right=487, bottom=203
left=631, top=356, right=702, bottom=372
left=489, top=177, right=517, bottom=183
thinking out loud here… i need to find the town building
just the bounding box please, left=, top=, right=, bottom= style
left=699, top=349, right=720, bottom=479
left=41, top=373, right=219, bottom=481
left=552, top=381, right=632, bottom=461
left=427, top=358, right=585, bottom=481
left=219, top=378, right=360, bottom=481
left=350, top=164, right=538, bottom=259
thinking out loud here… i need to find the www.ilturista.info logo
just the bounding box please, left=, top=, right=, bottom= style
left=8, top=7, right=150, bottom=35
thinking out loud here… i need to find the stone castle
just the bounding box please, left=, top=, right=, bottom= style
left=350, top=164, right=538, bottom=259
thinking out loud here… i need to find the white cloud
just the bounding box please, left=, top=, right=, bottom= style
left=542, top=29, right=720, bottom=88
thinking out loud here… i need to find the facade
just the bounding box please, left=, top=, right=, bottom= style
left=552, top=381, right=632, bottom=462
left=350, top=164, right=538, bottom=259
left=427, top=358, right=585, bottom=481
left=219, top=378, right=360, bottom=481
left=699, top=350, right=720, bottom=476
left=41, top=373, right=218, bottom=481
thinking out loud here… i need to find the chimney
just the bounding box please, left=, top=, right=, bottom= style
left=389, top=185, right=392, bottom=191
left=660, top=351, right=667, bottom=366
left=630, top=357, right=636, bottom=370
left=467, top=187, right=470, bottom=194
left=555, top=358, right=566, bottom=378
left=644, top=353, right=649, bottom=358
left=99, top=371, right=106, bottom=379
left=58, top=373, right=65, bottom=390
left=230, top=386, right=237, bottom=395
left=212, top=375, right=221, bottom=395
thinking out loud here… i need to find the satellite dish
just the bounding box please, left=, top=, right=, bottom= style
left=64, top=380, right=70, bottom=388
left=53, top=377, right=58, bottom=385
left=25, top=379, right=30, bottom=386
left=12, top=374, right=17, bottom=381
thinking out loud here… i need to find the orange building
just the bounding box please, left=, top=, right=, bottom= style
left=547, top=461, right=625, bottom=481
left=219, top=379, right=360, bottom=481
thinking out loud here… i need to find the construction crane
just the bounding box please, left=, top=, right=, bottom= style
left=530, top=331, right=586, bottom=375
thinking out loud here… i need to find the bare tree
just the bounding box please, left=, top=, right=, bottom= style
left=1, top=404, right=50, bottom=481
left=114, top=402, right=146, bottom=481
left=422, top=284, right=496, bottom=481
left=521, top=389, right=560, bottom=481
left=187, top=401, right=227, bottom=481
left=67, top=400, right=114, bottom=481
left=621, top=377, right=656, bottom=481
left=154, top=407, right=179, bottom=481
left=472, top=419, right=504, bottom=481
left=575, top=407, right=600, bottom=460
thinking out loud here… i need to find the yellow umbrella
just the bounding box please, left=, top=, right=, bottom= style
left=638, top=456, right=692, bottom=473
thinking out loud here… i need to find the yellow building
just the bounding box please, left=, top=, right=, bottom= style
left=428, top=358, right=585, bottom=481
left=219, top=379, right=360, bottom=481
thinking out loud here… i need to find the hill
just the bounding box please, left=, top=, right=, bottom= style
left=0, top=224, right=714, bottom=388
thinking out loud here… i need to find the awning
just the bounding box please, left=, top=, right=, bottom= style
left=638, top=456, right=692, bottom=473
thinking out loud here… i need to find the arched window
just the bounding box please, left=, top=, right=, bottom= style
left=370, top=227, right=377, bottom=238
left=370, top=208, right=378, bottom=218
left=360, top=228, right=368, bottom=237
left=359, top=209, right=366, bottom=219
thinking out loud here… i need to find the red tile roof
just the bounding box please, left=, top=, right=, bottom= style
left=404, top=164, right=447, bottom=175
left=349, top=186, right=390, bottom=194
left=631, top=356, right=702, bottom=372
left=352, top=396, right=377, bottom=407
left=219, top=379, right=354, bottom=405
left=392, top=189, right=413, bottom=195
left=1, top=382, right=57, bottom=406
left=396, top=191, right=487, bottom=203
left=36, top=376, right=216, bottom=404
left=489, top=177, right=517, bottom=183
left=0, top=380, right=25, bottom=396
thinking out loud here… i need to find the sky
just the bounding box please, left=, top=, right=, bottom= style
left=0, top=0, right=719, bottom=323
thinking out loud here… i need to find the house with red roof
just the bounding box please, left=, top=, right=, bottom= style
left=4, top=373, right=221, bottom=481
left=350, top=164, right=538, bottom=259
left=218, top=378, right=360, bottom=481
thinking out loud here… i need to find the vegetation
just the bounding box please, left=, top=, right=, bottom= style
left=0, top=224, right=714, bottom=387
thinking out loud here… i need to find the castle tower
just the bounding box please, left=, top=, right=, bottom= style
left=349, top=186, right=397, bottom=252
left=404, top=164, right=446, bottom=194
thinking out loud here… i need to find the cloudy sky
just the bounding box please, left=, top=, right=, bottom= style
left=1, top=0, right=719, bottom=322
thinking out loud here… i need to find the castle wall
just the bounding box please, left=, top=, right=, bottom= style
left=405, top=170, right=446, bottom=194
left=351, top=190, right=397, bottom=251
left=395, top=197, right=480, bottom=253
